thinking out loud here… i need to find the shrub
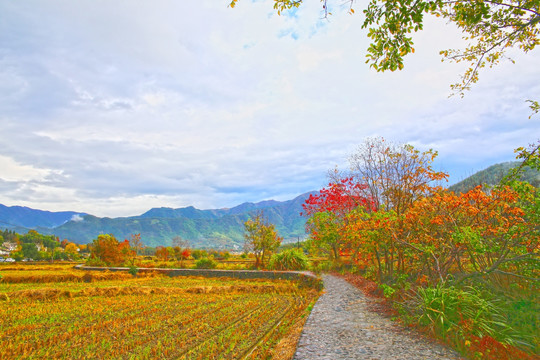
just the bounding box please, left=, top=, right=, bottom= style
left=412, top=284, right=519, bottom=349
left=191, top=249, right=207, bottom=260
left=128, top=265, right=139, bottom=276
left=269, top=249, right=309, bottom=271
left=86, top=257, right=106, bottom=267
left=195, top=257, right=217, bottom=269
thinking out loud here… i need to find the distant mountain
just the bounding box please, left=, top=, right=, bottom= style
left=0, top=192, right=314, bottom=249
left=449, top=161, right=540, bottom=193
left=0, top=204, right=86, bottom=230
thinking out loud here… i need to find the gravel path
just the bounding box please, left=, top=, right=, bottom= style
left=293, top=274, right=463, bottom=360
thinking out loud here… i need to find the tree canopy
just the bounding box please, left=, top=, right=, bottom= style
left=229, top=0, right=539, bottom=97
left=244, top=211, right=282, bottom=268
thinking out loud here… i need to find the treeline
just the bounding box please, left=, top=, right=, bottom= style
left=304, top=138, right=539, bottom=359
left=85, top=233, right=235, bottom=268
left=0, top=229, right=88, bottom=261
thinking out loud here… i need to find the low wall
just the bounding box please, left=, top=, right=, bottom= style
left=74, top=265, right=322, bottom=290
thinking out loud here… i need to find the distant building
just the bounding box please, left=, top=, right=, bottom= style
left=3, top=242, right=17, bottom=252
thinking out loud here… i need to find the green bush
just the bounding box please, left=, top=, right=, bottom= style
left=269, top=249, right=309, bottom=271
left=86, top=257, right=106, bottom=267
left=128, top=265, right=139, bottom=276
left=412, top=284, right=519, bottom=348
left=195, top=257, right=217, bottom=269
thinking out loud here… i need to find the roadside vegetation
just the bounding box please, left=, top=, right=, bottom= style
left=301, top=138, right=539, bottom=360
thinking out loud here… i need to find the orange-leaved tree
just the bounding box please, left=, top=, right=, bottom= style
left=155, top=246, right=171, bottom=262
left=89, top=234, right=132, bottom=266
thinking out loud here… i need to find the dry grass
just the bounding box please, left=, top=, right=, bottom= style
left=2, top=282, right=300, bottom=301
left=0, top=264, right=320, bottom=360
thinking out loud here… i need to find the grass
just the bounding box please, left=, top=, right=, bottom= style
left=0, top=263, right=319, bottom=359
left=339, top=271, right=539, bottom=360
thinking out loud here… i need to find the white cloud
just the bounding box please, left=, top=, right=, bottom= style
left=0, top=0, right=538, bottom=216
left=70, top=214, right=84, bottom=222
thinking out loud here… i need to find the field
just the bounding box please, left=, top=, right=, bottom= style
left=0, top=263, right=320, bottom=359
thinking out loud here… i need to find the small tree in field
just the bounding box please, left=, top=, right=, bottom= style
left=89, top=234, right=131, bottom=266
left=244, top=211, right=282, bottom=268
left=155, top=246, right=170, bottom=262
left=128, top=233, right=144, bottom=265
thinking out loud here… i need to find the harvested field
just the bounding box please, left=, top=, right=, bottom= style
left=0, top=264, right=319, bottom=359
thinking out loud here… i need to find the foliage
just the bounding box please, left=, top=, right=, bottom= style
left=269, top=249, right=309, bottom=270
left=128, top=233, right=144, bottom=255
left=11, top=251, right=24, bottom=262
left=155, top=246, right=171, bottom=261
left=85, top=257, right=106, bottom=267
left=302, top=176, right=373, bottom=261
left=302, top=177, right=372, bottom=217
left=229, top=0, right=539, bottom=95
left=191, top=249, right=208, bottom=259
left=305, top=211, right=343, bottom=260
left=128, top=265, right=139, bottom=276
left=302, top=139, right=539, bottom=357
left=88, top=234, right=133, bottom=267
left=343, top=137, right=448, bottom=215
left=20, top=243, right=39, bottom=260
left=412, top=285, right=520, bottom=350
left=244, top=211, right=283, bottom=268
left=195, top=257, right=218, bottom=269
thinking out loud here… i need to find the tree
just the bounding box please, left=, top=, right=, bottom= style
left=302, top=177, right=373, bottom=218
left=21, top=243, right=39, bottom=260
left=342, top=137, right=448, bottom=216
left=172, top=235, right=189, bottom=249
left=65, top=242, right=79, bottom=259
left=171, top=235, right=190, bottom=266
left=229, top=0, right=539, bottom=98
left=306, top=211, right=343, bottom=260
left=155, top=246, right=171, bottom=261
left=304, top=137, right=448, bottom=278
left=128, top=233, right=144, bottom=265
left=244, top=211, right=283, bottom=268
left=89, top=234, right=129, bottom=266
left=302, top=178, right=374, bottom=261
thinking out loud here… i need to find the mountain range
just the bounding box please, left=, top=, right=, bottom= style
left=0, top=193, right=313, bottom=249
left=1, top=161, right=538, bottom=249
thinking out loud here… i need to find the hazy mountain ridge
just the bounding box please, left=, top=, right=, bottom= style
left=0, top=204, right=86, bottom=229
left=0, top=193, right=314, bottom=249
left=449, top=161, right=540, bottom=193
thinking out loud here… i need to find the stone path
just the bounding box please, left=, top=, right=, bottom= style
left=293, top=274, right=463, bottom=360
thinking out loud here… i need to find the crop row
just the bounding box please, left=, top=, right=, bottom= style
left=1, top=279, right=317, bottom=359
left=0, top=271, right=294, bottom=294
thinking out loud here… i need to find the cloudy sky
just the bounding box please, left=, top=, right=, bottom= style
left=1, top=0, right=538, bottom=217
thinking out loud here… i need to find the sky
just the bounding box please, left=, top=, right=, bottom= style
left=0, top=0, right=539, bottom=217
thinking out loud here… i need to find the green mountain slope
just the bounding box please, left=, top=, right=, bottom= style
left=44, top=192, right=314, bottom=249
left=449, top=161, right=540, bottom=193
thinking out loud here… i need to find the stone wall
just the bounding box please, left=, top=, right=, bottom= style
left=74, top=265, right=323, bottom=290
